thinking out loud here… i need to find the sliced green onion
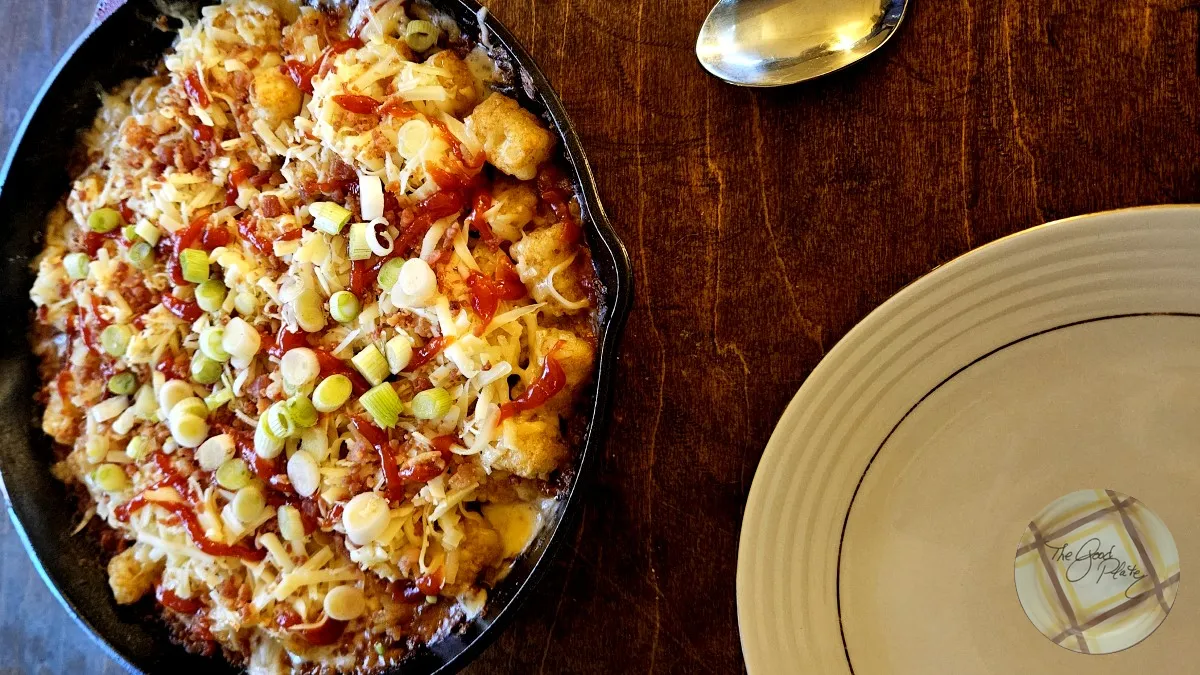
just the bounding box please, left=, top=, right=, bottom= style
left=216, top=458, right=252, bottom=490
left=405, top=19, right=439, bottom=52
left=122, top=224, right=138, bottom=242
left=234, top=291, right=257, bottom=316
left=171, top=396, right=208, bottom=420
left=199, top=327, right=229, bottom=362
left=377, top=258, right=405, bottom=290
left=311, top=201, right=352, bottom=235
left=232, top=485, right=266, bottom=523
left=100, top=324, right=133, bottom=357
left=85, top=435, right=110, bottom=463
left=196, top=433, right=234, bottom=471
left=191, top=354, right=222, bottom=384
left=285, top=395, right=318, bottom=428
left=280, top=348, right=319, bottom=387
left=328, top=291, right=361, bottom=323
left=125, top=436, right=150, bottom=461
left=277, top=504, right=305, bottom=543
left=286, top=449, right=320, bottom=497
left=348, top=222, right=371, bottom=260
left=134, top=220, right=161, bottom=245
left=254, top=418, right=284, bottom=459
left=179, top=248, right=210, bottom=284
left=196, top=279, right=227, bottom=313
left=266, top=401, right=296, bottom=439
left=360, top=382, right=402, bottom=428
left=107, top=372, right=137, bottom=395
left=222, top=317, right=262, bottom=361
left=313, top=374, right=352, bottom=413
left=351, top=344, right=388, bottom=386
left=93, top=464, right=129, bottom=492
left=385, top=334, right=412, bottom=374
left=293, top=288, right=326, bottom=333
left=127, top=241, right=154, bottom=269
left=170, top=413, right=208, bottom=448
left=411, top=387, right=453, bottom=420
left=204, top=387, right=233, bottom=410
left=64, top=252, right=90, bottom=280
left=88, top=207, right=122, bottom=234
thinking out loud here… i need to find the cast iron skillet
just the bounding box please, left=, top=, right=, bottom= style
left=0, top=1, right=631, bottom=673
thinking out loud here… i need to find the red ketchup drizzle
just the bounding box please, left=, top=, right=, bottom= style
left=465, top=257, right=527, bottom=334
left=156, top=355, right=190, bottom=381
left=499, top=343, right=567, bottom=422
left=403, top=336, right=450, bottom=373
left=280, top=38, right=362, bottom=94
left=83, top=230, right=119, bottom=256
left=157, top=586, right=202, bottom=613
left=118, top=498, right=265, bottom=561
left=536, top=165, right=583, bottom=245
left=162, top=294, right=202, bottom=322
left=351, top=416, right=403, bottom=501
left=193, top=124, right=213, bottom=143
left=226, top=163, right=256, bottom=207
left=218, top=424, right=282, bottom=483
left=397, top=455, right=445, bottom=484
left=184, top=71, right=210, bottom=108
left=237, top=216, right=272, bottom=256
left=313, top=349, right=370, bottom=395
left=466, top=191, right=498, bottom=248
left=378, top=99, right=418, bottom=119
left=332, top=94, right=380, bottom=114
left=269, top=328, right=309, bottom=358
left=300, top=618, right=348, bottom=646
left=415, top=568, right=444, bottom=596
left=164, top=216, right=224, bottom=285
left=429, top=436, right=458, bottom=459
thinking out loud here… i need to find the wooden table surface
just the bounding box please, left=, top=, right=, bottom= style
left=4, top=0, right=1200, bottom=673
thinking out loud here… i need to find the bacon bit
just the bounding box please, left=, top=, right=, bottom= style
left=313, top=349, right=370, bottom=395
left=269, top=328, right=308, bottom=358
left=299, top=618, right=348, bottom=646
left=157, top=586, right=202, bottom=614
left=499, top=342, right=567, bottom=422
left=403, top=336, right=450, bottom=373
left=184, top=71, right=210, bottom=108
left=351, top=416, right=403, bottom=501
left=156, top=355, right=190, bottom=381
left=117, top=499, right=265, bottom=561
left=415, top=568, right=444, bottom=596
left=535, top=164, right=583, bottom=245
left=162, top=294, right=202, bottom=322
left=55, top=371, right=72, bottom=402
left=192, top=124, right=213, bottom=143
left=260, top=195, right=284, bottom=218
left=332, top=93, right=381, bottom=114
left=431, top=119, right=483, bottom=173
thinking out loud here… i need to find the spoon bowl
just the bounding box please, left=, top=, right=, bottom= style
left=696, top=0, right=908, bottom=87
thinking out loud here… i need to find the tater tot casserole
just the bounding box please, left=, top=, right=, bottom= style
left=28, top=1, right=600, bottom=671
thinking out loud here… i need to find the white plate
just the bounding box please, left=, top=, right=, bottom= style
left=737, top=206, right=1200, bottom=674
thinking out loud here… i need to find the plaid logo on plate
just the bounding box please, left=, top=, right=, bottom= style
left=1015, top=488, right=1179, bottom=654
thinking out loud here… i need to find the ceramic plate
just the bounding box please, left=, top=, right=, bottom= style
left=738, top=206, right=1200, bottom=673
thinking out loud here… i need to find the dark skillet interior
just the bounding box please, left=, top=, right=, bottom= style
left=0, top=2, right=632, bottom=673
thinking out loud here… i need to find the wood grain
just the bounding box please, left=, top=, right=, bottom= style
left=4, top=0, right=1200, bottom=672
